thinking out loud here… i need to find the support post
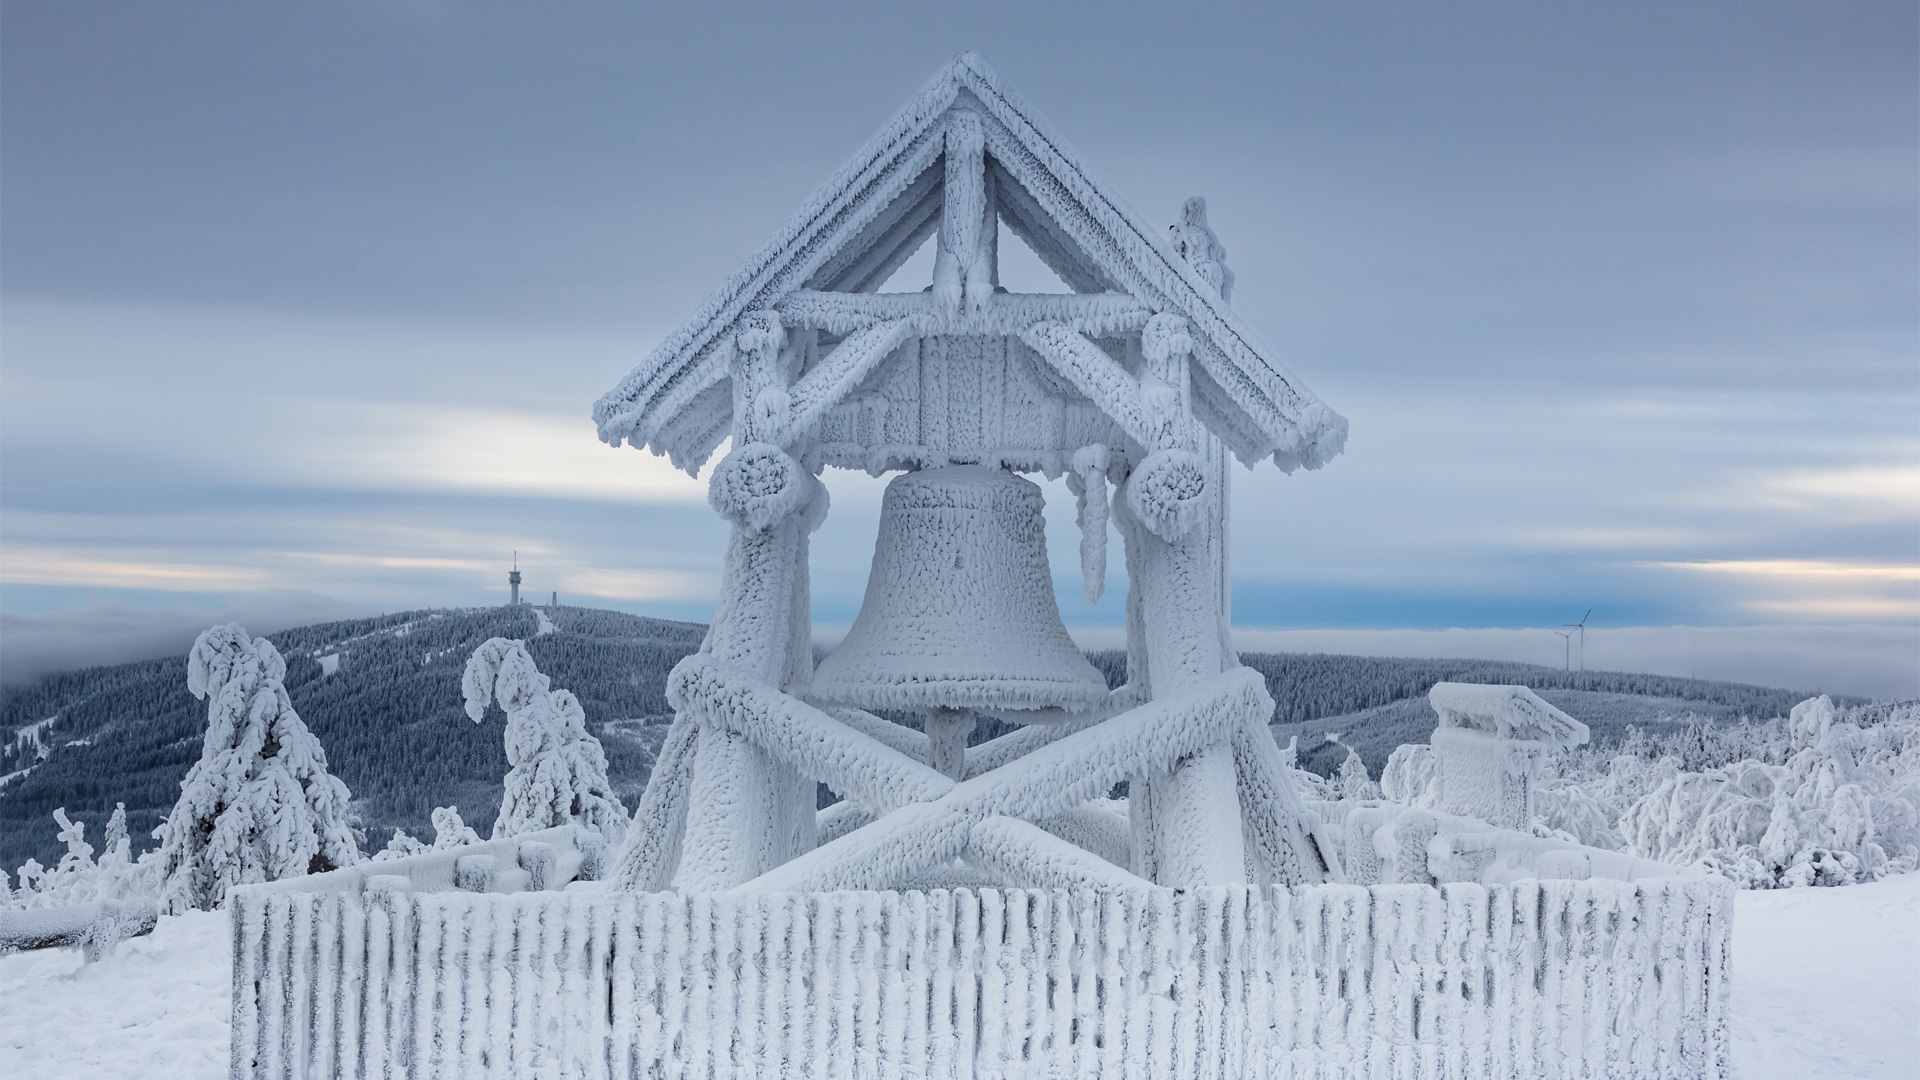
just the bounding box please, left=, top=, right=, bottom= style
left=1120, top=313, right=1247, bottom=885
left=675, top=311, right=815, bottom=890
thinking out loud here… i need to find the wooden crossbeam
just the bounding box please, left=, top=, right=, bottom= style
left=1230, top=713, right=1345, bottom=884
left=609, top=712, right=699, bottom=891
left=673, top=655, right=954, bottom=815
left=964, top=815, right=1150, bottom=890
left=732, top=667, right=1269, bottom=894
left=1018, top=321, right=1156, bottom=449
left=815, top=704, right=931, bottom=761
left=785, top=318, right=916, bottom=441
left=776, top=290, right=1151, bottom=337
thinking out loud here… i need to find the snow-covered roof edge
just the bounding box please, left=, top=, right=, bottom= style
left=593, top=51, right=1348, bottom=474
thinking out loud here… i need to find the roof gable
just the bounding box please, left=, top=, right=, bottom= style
left=593, top=52, right=1347, bottom=474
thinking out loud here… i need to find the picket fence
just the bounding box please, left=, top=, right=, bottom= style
left=230, top=877, right=1730, bottom=1079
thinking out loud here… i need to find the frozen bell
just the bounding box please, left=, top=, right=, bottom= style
left=807, top=465, right=1109, bottom=715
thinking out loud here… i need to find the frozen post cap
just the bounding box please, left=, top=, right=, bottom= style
left=1428, top=682, right=1589, bottom=749
left=1426, top=682, right=1587, bottom=830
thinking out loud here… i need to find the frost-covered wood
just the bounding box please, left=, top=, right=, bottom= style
left=0, top=898, right=157, bottom=960
left=592, top=53, right=1346, bottom=474
left=246, top=825, right=600, bottom=897
left=232, top=878, right=1732, bottom=1080
left=739, top=669, right=1269, bottom=893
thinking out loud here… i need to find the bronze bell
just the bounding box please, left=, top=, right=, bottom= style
left=807, top=465, right=1109, bottom=715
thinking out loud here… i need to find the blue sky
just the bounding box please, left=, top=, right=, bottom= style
left=2, top=2, right=1915, bottom=694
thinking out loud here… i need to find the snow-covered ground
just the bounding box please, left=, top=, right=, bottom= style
left=3, top=875, right=1916, bottom=1078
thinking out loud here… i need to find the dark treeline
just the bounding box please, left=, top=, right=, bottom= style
left=3, top=608, right=1832, bottom=871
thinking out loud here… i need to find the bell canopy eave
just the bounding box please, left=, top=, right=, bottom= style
left=592, top=51, right=1348, bottom=476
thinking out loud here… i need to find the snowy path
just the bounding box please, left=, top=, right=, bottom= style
left=3, top=877, right=1916, bottom=1078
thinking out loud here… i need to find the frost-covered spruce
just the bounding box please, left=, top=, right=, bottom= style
left=431, top=805, right=480, bottom=849
left=153, top=623, right=360, bottom=912
left=463, top=638, right=629, bottom=845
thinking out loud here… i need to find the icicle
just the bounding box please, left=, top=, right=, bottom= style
left=1068, top=444, right=1111, bottom=602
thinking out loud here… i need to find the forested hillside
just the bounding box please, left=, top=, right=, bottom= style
left=3, top=605, right=1829, bottom=870
left=1, top=606, right=704, bottom=870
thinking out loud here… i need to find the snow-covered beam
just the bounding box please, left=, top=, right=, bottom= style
left=784, top=318, right=916, bottom=442
left=1034, top=803, right=1134, bottom=869
left=964, top=815, right=1150, bottom=890
left=776, top=290, right=1151, bottom=337
left=815, top=704, right=931, bottom=761
left=816, top=800, right=872, bottom=844
left=1019, top=321, right=1155, bottom=449
left=1229, top=715, right=1343, bottom=885
left=989, top=159, right=1114, bottom=293
left=673, top=655, right=954, bottom=814
left=733, top=667, right=1267, bottom=894
left=608, top=713, right=698, bottom=891
left=810, top=160, right=944, bottom=292
left=933, top=109, right=991, bottom=313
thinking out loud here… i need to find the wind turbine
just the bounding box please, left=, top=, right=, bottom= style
left=1563, top=609, right=1592, bottom=673
left=1552, top=628, right=1575, bottom=671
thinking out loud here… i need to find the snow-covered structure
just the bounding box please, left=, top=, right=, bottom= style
left=1427, top=681, right=1590, bottom=829
left=228, top=55, right=1730, bottom=1079
left=597, top=50, right=1346, bottom=897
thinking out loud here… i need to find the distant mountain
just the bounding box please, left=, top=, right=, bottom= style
left=1, top=605, right=1831, bottom=871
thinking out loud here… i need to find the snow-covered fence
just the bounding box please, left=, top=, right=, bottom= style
left=231, top=878, right=1731, bottom=1079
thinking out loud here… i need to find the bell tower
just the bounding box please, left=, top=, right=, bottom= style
left=593, top=53, right=1348, bottom=895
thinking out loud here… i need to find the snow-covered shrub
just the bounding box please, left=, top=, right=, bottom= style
left=1380, top=743, right=1437, bottom=807
left=1336, top=746, right=1381, bottom=801
left=1277, top=735, right=1333, bottom=801
left=431, top=806, right=480, bottom=849
left=371, top=829, right=426, bottom=862
left=1616, top=697, right=1919, bottom=887
left=463, top=638, right=629, bottom=845
left=7, top=806, right=156, bottom=909
left=153, top=623, right=361, bottom=912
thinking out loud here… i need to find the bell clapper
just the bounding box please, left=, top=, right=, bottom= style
left=925, top=708, right=976, bottom=781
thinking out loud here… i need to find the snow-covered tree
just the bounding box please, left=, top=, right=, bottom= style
left=431, top=805, right=480, bottom=849
left=153, top=623, right=361, bottom=911
left=1609, top=697, right=1919, bottom=887
left=371, top=828, right=426, bottom=862
left=103, top=803, right=129, bottom=858
left=463, top=638, right=628, bottom=844
left=1336, top=746, right=1381, bottom=801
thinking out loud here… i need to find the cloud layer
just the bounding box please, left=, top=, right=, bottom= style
left=2, top=4, right=1913, bottom=696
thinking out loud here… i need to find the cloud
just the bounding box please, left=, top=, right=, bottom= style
left=0, top=591, right=371, bottom=684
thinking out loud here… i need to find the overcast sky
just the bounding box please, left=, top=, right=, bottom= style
left=3, top=2, right=1915, bottom=695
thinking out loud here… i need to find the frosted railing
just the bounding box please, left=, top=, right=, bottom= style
left=230, top=878, right=1731, bottom=1079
